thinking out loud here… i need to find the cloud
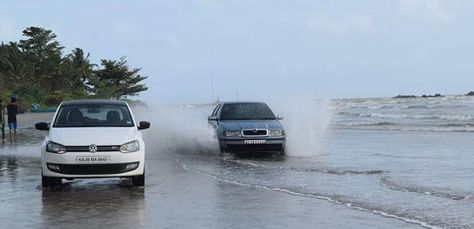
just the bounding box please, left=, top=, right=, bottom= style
left=397, top=0, right=452, bottom=23
left=195, top=0, right=211, bottom=7
left=112, top=21, right=134, bottom=34
left=164, top=34, right=180, bottom=47
left=0, top=16, right=17, bottom=42
left=307, top=13, right=374, bottom=34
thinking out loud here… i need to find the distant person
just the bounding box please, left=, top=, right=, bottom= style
left=7, top=97, right=18, bottom=142
left=0, top=99, right=4, bottom=142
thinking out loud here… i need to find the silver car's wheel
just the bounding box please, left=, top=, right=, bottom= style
left=219, top=146, right=225, bottom=155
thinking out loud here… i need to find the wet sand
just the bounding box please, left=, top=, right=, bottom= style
left=0, top=113, right=424, bottom=229
left=0, top=150, right=420, bottom=229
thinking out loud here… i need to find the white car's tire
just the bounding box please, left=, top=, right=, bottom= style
left=132, top=169, right=145, bottom=187
left=42, top=172, right=62, bottom=187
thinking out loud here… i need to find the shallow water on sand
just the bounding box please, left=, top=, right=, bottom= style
left=0, top=103, right=473, bottom=228
left=0, top=146, right=420, bottom=229
left=180, top=129, right=474, bottom=229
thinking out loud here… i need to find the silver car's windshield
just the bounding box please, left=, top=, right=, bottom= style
left=220, top=103, right=276, bottom=121
left=53, top=104, right=134, bottom=127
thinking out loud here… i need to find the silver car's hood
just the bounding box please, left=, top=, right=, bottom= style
left=219, top=120, right=283, bottom=130
left=49, top=127, right=137, bottom=146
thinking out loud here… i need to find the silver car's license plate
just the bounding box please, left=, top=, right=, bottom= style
left=244, top=140, right=267, bottom=144
left=76, top=156, right=110, bottom=163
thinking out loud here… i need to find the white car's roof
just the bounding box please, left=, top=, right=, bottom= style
left=61, top=99, right=128, bottom=106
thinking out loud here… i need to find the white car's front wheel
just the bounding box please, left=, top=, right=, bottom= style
left=131, top=169, right=145, bottom=187
left=41, top=171, right=62, bottom=187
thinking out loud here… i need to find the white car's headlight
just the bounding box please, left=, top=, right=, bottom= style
left=120, top=140, right=140, bottom=153
left=223, top=130, right=241, bottom=137
left=269, top=129, right=284, bottom=137
left=46, top=142, right=67, bottom=154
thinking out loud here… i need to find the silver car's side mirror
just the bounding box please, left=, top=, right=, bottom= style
left=208, top=116, right=218, bottom=121
left=277, top=115, right=284, bottom=120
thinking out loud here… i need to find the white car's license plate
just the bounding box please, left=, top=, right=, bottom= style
left=244, top=140, right=267, bottom=144
left=76, top=156, right=110, bottom=163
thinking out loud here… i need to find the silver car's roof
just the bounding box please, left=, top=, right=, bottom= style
left=219, top=101, right=267, bottom=105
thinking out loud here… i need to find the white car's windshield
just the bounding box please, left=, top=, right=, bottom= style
left=53, top=104, right=134, bottom=127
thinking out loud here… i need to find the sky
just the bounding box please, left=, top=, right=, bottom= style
left=1, top=0, right=474, bottom=104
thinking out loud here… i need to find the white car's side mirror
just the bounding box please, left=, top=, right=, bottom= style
left=138, top=121, right=151, bottom=130
left=35, top=122, right=50, bottom=131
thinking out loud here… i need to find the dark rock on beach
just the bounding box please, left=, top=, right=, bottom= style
left=393, top=95, right=416, bottom=99
left=394, top=94, right=444, bottom=99
left=422, top=94, right=443, bottom=98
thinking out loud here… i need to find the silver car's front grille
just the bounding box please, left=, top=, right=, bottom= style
left=242, top=129, right=268, bottom=136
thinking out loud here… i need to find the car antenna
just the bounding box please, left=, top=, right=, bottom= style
left=210, top=73, right=215, bottom=103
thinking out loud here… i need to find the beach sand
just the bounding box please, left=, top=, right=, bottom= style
left=0, top=112, right=425, bottom=229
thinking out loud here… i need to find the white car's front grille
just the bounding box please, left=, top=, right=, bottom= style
left=65, top=145, right=120, bottom=152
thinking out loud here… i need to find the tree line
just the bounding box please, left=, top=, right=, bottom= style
left=0, top=26, right=148, bottom=110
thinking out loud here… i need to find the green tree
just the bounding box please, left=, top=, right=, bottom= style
left=0, top=42, right=36, bottom=94
left=18, top=26, right=64, bottom=94
left=91, top=57, right=148, bottom=99
left=1, top=26, right=149, bottom=109
left=63, top=48, right=96, bottom=97
left=0, top=42, right=40, bottom=110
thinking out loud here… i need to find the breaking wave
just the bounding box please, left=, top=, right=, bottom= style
left=222, top=158, right=388, bottom=175
left=353, top=113, right=474, bottom=121
left=379, top=176, right=470, bottom=201
left=333, top=96, right=474, bottom=133
left=333, top=123, right=474, bottom=133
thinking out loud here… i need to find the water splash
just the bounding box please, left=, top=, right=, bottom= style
left=271, top=97, right=332, bottom=157
left=134, top=105, right=219, bottom=156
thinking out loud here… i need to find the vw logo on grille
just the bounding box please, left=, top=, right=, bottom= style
left=253, top=129, right=258, bottom=133
left=89, top=144, right=98, bottom=153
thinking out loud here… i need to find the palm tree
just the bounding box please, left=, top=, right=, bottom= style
left=65, top=48, right=96, bottom=96
left=0, top=42, right=35, bottom=93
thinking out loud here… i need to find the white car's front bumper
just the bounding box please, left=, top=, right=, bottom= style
left=41, top=149, right=145, bottom=178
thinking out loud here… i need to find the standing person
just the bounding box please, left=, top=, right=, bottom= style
left=7, top=97, right=18, bottom=142
left=0, top=99, right=4, bottom=142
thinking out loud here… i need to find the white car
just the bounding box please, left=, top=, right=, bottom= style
left=35, top=99, right=150, bottom=187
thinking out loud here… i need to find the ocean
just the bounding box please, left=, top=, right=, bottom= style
left=333, top=95, right=474, bottom=133
left=178, top=96, right=474, bottom=228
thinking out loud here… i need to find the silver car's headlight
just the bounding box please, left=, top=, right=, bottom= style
left=223, top=130, right=241, bottom=137
left=46, top=142, right=67, bottom=154
left=269, top=129, right=284, bottom=137
left=120, top=140, right=140, bottom=153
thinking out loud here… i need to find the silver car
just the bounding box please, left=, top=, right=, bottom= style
left=208, top=102, right=286, bottom=155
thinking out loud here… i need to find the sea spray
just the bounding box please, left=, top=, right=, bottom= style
left=134, top=104, right=220, bottom=155
left=271, top=97, right=332, bottom=157
left=134, top=98, right=331, bottom=157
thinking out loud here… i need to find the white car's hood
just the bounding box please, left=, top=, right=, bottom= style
left=49, top=127, right=138, bottom=146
